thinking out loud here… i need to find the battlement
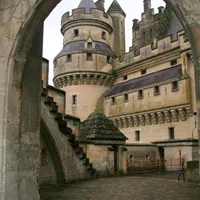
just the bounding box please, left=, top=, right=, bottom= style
left=61, top=8, right=113, bottom=30
left=115, top=30, right=190, bottom=68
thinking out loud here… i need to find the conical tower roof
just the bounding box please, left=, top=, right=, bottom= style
left=107, top=0, right=126, bottom=17
left=78, top=0, right=97, bottom=13
left=80, top=111, right=127, bottom=142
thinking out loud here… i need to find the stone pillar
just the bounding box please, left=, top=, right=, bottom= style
left=1, top=26, right=43, bottom=200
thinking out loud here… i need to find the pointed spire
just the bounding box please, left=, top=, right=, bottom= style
left=107, top=0, right=126, bottom=17
left=78, top=0, right=97, bottom=13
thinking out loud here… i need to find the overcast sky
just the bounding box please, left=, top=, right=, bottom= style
left=43, top=0, right=165, bottom=85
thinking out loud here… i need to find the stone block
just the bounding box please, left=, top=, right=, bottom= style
left=187, top=160, right=199, bottom=182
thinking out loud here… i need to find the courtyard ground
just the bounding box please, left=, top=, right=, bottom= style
left=40, top=175, right=200, bottom=200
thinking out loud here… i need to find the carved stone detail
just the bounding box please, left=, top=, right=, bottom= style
left=144, top=114, right=151, bottom=125
left=151, top=113, right=157, bottom=124
left=54, top=73, right=113, bottom=88
left=122, top=117, right=129, bottom=128
left=133, top=116, right=139, bottom=127
left=171, top=110, right=179, bottom=122
left=178, top=108, right=186, bottom=121
left=164, top=111, right=171, bottom=123
left=127, top=116, right=134, bottom=127
left=139, top=115, right=145, bottom=126
left=157, top=112, right=164, bottom=124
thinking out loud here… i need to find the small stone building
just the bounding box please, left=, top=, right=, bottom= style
left=80, top=112, right=127, bottom=175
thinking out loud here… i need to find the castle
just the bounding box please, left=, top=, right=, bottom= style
left=42, top=0, right=198, bottom=175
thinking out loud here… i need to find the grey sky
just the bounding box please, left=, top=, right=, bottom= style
left=43, top=0, right=165, bottom=85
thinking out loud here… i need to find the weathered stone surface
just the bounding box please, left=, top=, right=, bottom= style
left=0, top=0, right=200, bottom=199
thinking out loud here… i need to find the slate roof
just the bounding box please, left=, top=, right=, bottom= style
left=80, top=112, right=127, bottom=141
left=55, top=41, right=116, bottom=59
left=78, top=0, right=97, bottom=13
left=106, top=65, right=182, bottom=97
left=107, top=0, right=126, bottom=16
left=166, top=12, right=184, bottom=41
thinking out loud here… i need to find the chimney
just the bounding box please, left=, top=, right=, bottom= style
left=95, top=0, right=105, bottom=11
left=143, top=0, right=151, bottom=12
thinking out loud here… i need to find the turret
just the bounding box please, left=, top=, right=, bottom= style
left=53, top=0, right=116, bottom=120
left=95, top=0, right=105, bottom=11
left=143, top=0, right=151, bottom=12
left=107, top=0, right=126, bottom=57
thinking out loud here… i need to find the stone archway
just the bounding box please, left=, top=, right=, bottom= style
left=0, top=0, right=199, bottom=199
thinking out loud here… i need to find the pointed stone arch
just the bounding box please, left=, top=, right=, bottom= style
left=0, top=0, right=200, bottom=200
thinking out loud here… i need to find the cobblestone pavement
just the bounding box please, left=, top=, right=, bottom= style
left=40, top=176, right=200, bottom=200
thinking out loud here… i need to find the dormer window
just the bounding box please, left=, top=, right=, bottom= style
left=141, top=69, right=147, bottom=75
left=86, top=53, right=92, bottom=61
left=66, top=54, right=72, bottom=62
left=87, top=42, right=92, bottom=49
left=111, top=97, right=115, bottom=104
left=124, top=94, right=128, bottom=102
left=74, top=29, right=79, bottom=37
left=107, top=56, right=111, bottom=63
left=172, top=81, right=179, bottom=91
left=154, top=85, right=160, bottom=95
left=102, top=31, right=106, bottom=40
left=138, top=90, right=143, bottom=99
left=123, top=75, right=127, bottom=80
left=170, top=59, right=177, bottom=66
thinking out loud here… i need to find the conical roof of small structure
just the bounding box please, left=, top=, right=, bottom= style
left=107, top=0, right=126, bottom=16
left=80, top=111, right=127, bottom=141
left=78, top=0, right=97, bottom=13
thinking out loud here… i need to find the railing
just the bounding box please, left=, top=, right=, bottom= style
left=127, top=157, right=184, bottom=174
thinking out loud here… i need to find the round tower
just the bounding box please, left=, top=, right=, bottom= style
left=53, top=0, right=116, bottom=120
left=107, top=0, right=126, bottom=57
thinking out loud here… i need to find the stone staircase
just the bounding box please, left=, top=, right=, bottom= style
left=41, top=86, right=96, bottom=181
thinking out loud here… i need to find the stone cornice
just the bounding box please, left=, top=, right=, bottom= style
left=111, top=105, right=193, bottom=129
left=54, top=71, right=114, bottom=88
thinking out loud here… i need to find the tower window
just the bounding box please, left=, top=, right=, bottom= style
left=72, top=95, right=77, bottom=105
left=111, top=97, right=115, bottom=104
left=86, top=53, right=92, bottom=61
left=138, top=90, right=143, bottom=99
left=169, top=127, right=175, bottom=139
left=73, top=120, right=78, bottom=126
left=124, top=94, right=128, bottom=102
left=135, top=131, right=140, bottom=141
left=154, top=85, right=160, bottom=95
left=102, top=31, right=106, bottom=40
left=66, top=54, right=72, bottom=62
left=87, top=42, right=92, bottom=49
left=123, top=75, right=127, bottom=80
left=172, top=81, right=179, bottom=91
left=107, top=56, right=111, bottom=63
left=74, top=29, right=79, bottom=37
left=141, top=69, right=147, bottom=75
left=170, top=59, right=177, bottom=66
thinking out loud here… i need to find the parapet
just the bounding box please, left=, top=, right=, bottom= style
left=61, top=8, right=113, bottom=33
left=115, top=30, right=190, bottom=68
